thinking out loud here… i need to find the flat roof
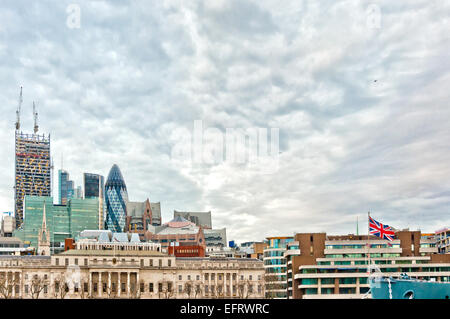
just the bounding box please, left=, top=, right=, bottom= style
left=58, top=249, right=168, bottom=257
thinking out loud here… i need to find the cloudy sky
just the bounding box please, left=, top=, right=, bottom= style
left=0, top=0, right=449, bottom=243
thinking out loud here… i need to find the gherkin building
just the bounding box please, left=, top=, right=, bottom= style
left=105, top=164, right=128, bottom=232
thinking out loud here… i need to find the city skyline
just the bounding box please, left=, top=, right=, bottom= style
left=0, top=1, right=449, bottom=243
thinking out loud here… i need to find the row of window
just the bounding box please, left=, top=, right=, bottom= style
left=304, top=287, right=370, bottom=295
left=180, top=274, right=261, bottom=281
left=325, top=244, right=401, bottom=249
left=54, top=257, right=173, bottom=267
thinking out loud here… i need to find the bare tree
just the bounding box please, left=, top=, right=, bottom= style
left=194, top=282, right=203, bottom=298
left=237, top=281, right=246, bottom=299
left=30, top=274, right=49, bottom=299
left=183, top=280, right=194, bottom=298
left=158, top=280, right=175, bottom=299
left=257, top=276, right=265, bottom=298
left=130, top=280, right=143, bottom=299
left=103, top=280, right=117, bottom=299
left=0, top=272, right=20, bottom=299
left=264, top=274, right=284, bottom=299
left=215, top=283, right=225, bottom=299
left=236, top=280, right=254, bottom=299
left=52, top=274, right=70, bottom=299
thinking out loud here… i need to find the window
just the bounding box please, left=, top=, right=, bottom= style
left=159, top=259, right=162, bottom=267
left=179, top=285, right=183, bottom=293
left=149, top=283, right=154, bottom=292
left=187, top=275, right=191, bottom=280
left=84, top=259, right=88, bottom=266
left=65, top=258, right=69, bottom=266
left=158, top=283, right=163, bottom=292
left=179, top=275, right=182, bottom=280
left=196, top=275, right=200, bottom=281
left=55, top=258, right=59, bottom=266
left=140, top=283, right=145, bottom=293
left=249, top=275, right=252, bottom=281
left=150, top=259, right=153, bottom=267
left=168, top=260, right=172, bottom=267
left=75, top=258, right=78, bottom=265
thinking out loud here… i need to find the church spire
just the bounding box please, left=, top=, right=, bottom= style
left=38, top=201, right=50, bottom=255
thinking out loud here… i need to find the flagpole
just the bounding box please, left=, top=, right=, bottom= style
left=367, top=211, right=371, bottom=271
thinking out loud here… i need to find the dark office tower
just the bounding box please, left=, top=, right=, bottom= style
left=58, top=169, right=75, bottom=205
left=83, top=173, right=104, bottom=198
left=105, top=165, right=128, bottom=232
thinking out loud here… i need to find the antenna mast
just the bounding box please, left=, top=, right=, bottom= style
left=15, top=87, right=23, bottom=131
left=33, top=101, right=39, bottom=134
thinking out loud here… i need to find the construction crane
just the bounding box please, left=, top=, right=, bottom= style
left=15, top=86, right=23, bottom=131
left=33, top=101, right=39, bottom=133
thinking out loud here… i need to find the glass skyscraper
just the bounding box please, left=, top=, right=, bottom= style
left=83, top=173, right=104, bottom=198
left=58, top=169, right=75, bottom=205
left=14, top=195, right=100, bottom=254
left=105, top=164, right=128, bottom=232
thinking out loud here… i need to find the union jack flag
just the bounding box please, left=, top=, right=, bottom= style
left=369, top=216, right=396, bottom=241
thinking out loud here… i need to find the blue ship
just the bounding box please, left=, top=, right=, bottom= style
left=369, top=274, right=450, bottom=299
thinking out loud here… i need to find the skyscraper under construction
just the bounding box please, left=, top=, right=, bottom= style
left=14, top=87, right=52, bottom=228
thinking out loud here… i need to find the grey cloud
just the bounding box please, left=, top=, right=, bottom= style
left=0, top=0, right=449, bottom=242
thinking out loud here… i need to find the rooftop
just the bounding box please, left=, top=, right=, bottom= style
left=58, top=249, right=168, bottom=257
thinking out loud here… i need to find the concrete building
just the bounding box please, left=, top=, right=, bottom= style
left=206, top=246, right=236, bottom=258
left=240, top=242, right=268, bottom=260
left=0, top=237, right=33, bottom=256
left=173, top=211, right=212, bottom=229
left=1, top=215, right=15, bottom=237
left=0, top=242, right=264, bottom=299
left=145, top=216, right=206, bottom=250
left=435, top=228, right=449, bottom=254
left=204, top=228, right=227, bottom=248
left=290, top=231, right=450, bottom=299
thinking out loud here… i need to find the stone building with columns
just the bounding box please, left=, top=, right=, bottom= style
left=0, top=240, right=264, bottom=299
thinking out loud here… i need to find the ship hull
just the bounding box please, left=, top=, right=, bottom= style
left=370, top=277, right=450, bottom=299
